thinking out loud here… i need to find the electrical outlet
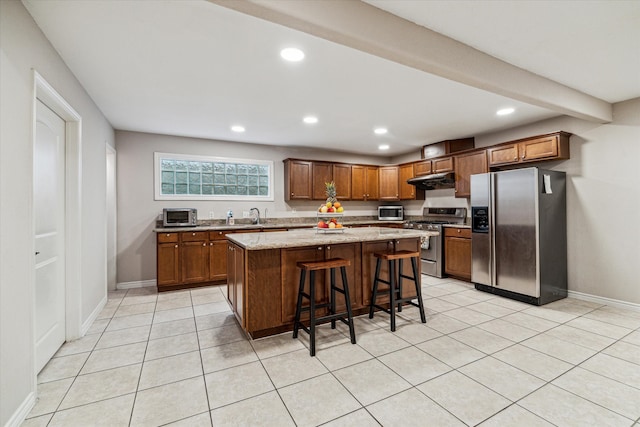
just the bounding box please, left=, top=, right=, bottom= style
left=208, top=211, right=215, bottom=219
left=242, top=211, right=250, bottom=218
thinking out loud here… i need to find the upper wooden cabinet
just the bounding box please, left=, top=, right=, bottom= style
left=422, top=137, right=475, bottom=159
left=398, top=163, right=425, bottom=200
left=332, top=164, right=352, bottom=200
left=378, top=166, right=399, bottom=201
left=432, top=156, right=454, bottom=173
left=487, top=132, right=570, bottom=167
left=311, top=162, right=351, bottom=200
left=312, top=162, right=332, bottom=200
left=413, top=161, right=431, bottom=176
left=284, top=159, right=312, bottom=200
left=399, top=164, right=415, bottom=200
left=454, top=150, right=488, bottom=198
left=351, top=165, right=379, bottom=201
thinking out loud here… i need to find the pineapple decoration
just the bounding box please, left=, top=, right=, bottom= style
left=325, top=181, right=337, bottom=205
left=317, top=181, right=344, bottom=214
left=317, top=181, right=344, bottom=229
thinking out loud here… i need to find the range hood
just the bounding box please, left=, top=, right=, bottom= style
left=407, top=172, right=456, bottom=190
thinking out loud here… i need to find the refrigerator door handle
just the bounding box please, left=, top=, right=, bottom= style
left=490, top=173, right=497, bottom=287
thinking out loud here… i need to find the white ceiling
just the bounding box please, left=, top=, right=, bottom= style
left=22, top=0, right=640, bottom=157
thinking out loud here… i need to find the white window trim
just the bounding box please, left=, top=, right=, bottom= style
left=154, top=152, right=274, bottom=201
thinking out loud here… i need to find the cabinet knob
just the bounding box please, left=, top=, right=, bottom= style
left=457, top=229, right=461, bottom=233
left=192, top=233, right=196, bottom=236
left=210, top=242, right=213, bottom=246
left=318, top=247, right=323, bottom=250
left=218, top=231, right=223, bottom=235
left=327, top=246, right=331, bottom=251
left=166, top=234, right=170, bottom=237
left=291, top=192, right=294, bottom=196
left=203, top=243, right=206, bottom=246
left=175, top=245, right=178, bottom=248
left=521, top=155, right=526, bottom=159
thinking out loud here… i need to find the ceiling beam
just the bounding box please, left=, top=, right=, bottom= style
left=210, top=0, right=612, bottom=123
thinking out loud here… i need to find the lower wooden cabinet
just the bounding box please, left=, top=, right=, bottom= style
left=157, top=233, right=180, bottom=287
left=156, top=229, right=254, bottom=291
left=444, top=227, right=472, bottom=280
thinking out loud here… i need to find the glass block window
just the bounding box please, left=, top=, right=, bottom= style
left=154, top=153, right=273, bottom=201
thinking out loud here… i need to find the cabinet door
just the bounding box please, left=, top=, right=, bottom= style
left=365, top=166, right=379, bottom=200
left=312, top=162, right=333, bottom=200
left=281, top=246, right=326, bottom=323
left=432, top=157, right=454, bottom=173
left=285, top=159, right=312, bottom=200
left=233, top=244, right=245, bottom=326
left=181, top=240, right=209, bottom=284
left=351, top=165, right=366, bottom=201
left=209, top=240, right=228, bottom=282
left=226, top=243, right=235, bottom=306
left=454, top=150, right=488, bottom=198
left=519, top=135, right=559, bottom=162
left=325, top=243, right=362, bottom=312
left=413, top=161, right=431, bottom=176
left=157, top=242, right=180, bottom=287
left=378, top=166, right=399, bottom=201
left=487, top=143, right=519, bottom=166
left=399, top=164, right=416, bottom=200
left=332, top=164, right=352, bottom=200
left=444, top=229, right=472, bottom=280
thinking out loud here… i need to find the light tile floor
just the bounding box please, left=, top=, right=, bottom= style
left=24, top=276, right=640, bottom=426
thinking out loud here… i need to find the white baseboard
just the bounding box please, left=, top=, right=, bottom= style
left=116, top=279, right=157, bottom=290
left=81, top=294, right=107, bottom=336
left=568, top=290, right=640, bottom=312
left=4, top=391, right=36, bottom=427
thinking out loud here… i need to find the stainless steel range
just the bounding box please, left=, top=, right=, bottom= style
left=404, top=207, right=467, bottom=278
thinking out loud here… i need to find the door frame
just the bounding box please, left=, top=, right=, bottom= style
left=31, top=71, right=83, bottom=373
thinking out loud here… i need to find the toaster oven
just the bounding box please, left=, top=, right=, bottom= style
left=163, top=208, right=197, bottom=227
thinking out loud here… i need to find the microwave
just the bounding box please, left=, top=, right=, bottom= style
left=163, top=208, right=197, bottom=227
left=378, top=205, right=403, bottom=221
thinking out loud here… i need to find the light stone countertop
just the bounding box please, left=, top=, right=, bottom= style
left=442, top=224, right=471, bottom=229
left=153, top=219, right=406, bottom=233
left=226, top=227, right=438, bottom=250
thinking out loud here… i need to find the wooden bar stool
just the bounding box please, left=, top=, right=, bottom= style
left=292, top=258, right=356, bottom=356
left=368, top=250, right=427, bottom=331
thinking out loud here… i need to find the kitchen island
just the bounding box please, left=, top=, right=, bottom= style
left=225, top=227, right=437, bottom=338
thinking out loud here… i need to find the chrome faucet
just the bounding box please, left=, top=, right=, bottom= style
left=249, top=207, right=260, bottom=225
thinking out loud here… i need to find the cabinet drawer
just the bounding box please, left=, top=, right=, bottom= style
left=181, top=231, right=208, bottom=242
left=444, top=227, right=471, bottom=238
left=209, top=230, right=229, bottom=240
left=157, top=232, right=178, bottom=243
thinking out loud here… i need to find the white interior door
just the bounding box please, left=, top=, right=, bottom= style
left=34, top=99, right=66, bottom=373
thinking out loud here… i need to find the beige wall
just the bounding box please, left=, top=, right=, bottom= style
left=0, top=1, right=114, bottom=425
left=393, top=99, right=640, bottom=305
left=115, top=130, right=391, bottom=284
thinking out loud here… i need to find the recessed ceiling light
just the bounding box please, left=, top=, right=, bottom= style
left=374, top=127, right=388, bottom=135
left=280, top=48, right=305, bottom=62
left=303, top=116, right=318, bottom=124
left=496, top=108, right=515, bottom=116
left=378, top=144, right=390, bottom=150
left=231, top=125, right=245, bottom=133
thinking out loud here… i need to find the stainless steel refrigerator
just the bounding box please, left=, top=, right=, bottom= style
left=470, top=167, right=567, bottom=305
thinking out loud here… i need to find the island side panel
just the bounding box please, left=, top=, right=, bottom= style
left=245, top=248, right=282, bottom=335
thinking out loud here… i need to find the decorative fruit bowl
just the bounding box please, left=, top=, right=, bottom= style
left=316, top=216, right=344, bottom=233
